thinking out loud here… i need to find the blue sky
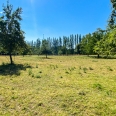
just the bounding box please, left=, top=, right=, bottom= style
left=0, top=0, right=111, bottom=41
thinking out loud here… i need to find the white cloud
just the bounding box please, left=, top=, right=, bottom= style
left=0, top=11, right=3, bottom=14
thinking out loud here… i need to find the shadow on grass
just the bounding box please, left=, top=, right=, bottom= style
left=89, top=55, right=116, bottom=59
left=41, top=57, right=53, bottom=59
left=0, top=63, right=31, bottom=76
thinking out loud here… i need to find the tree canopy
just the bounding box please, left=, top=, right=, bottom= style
left=0, top=1, right=27, bottom=64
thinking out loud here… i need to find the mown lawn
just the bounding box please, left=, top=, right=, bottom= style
left=0, top=55, right=116, bottom=116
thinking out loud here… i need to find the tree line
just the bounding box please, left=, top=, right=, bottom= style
left=25, top=34, right=82, bottom=57
left=0, top=0, right=116, bottom=64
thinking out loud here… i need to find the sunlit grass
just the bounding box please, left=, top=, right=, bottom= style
left=0, top=55, right=116, bottom=115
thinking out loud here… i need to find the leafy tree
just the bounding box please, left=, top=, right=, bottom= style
left=93, top=30, right=116, bottom=58
left=59, top=46, right=67, bottom=55
left=21, top=44, right=32, bottom=56
left=111, top=0, right=116, bottom=8
left=108, top=0, right=116, bottom=29
left=80, top=28, right=105, bottom=56
left=0, top=1, right=26, bottom=64
left=93, top=29, right=109, bottom=58
left=40, top=39, right=50, bottom=58
left=93, top=10, right=116, bottom=58
left=80, top=34, right=91, bottom=55
left=102, top=29, right=116, bottom=56
left=93, top=39, right=105, bottom=58
left=75, top=43, right=81, bottom=54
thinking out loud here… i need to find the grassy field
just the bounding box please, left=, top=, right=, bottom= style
left=0, top=55, right=116, bottom=116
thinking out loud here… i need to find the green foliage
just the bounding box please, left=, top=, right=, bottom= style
left=94, top=29, right=116, bottom=57
left=0, top=1, right=27, bottom=64
left=21, top=44, right=32, bottom=56
left=80, top=33, right=94, bottom=55
left=80, top=28, right=105, bottom=56
left=40, top=39, right=51, bottom=58
left=108, top=0, right=116, bottom=29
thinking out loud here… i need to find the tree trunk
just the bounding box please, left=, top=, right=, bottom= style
left=9, top=53, right=13, bottom=64
left=46, top=53, right=47, bottom=58
left=97, top=54, right=100, bottom=58
left=106, top=54, right=109, bottom=58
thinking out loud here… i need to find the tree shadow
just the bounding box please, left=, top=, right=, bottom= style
left=0, top=63, right=31, bottom=76
left=41, top=57, right=53, bottom=59
left=89, top=55, right=116, bottom=59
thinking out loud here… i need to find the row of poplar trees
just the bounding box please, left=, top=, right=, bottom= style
left=26, top=34, right=82, bottom=57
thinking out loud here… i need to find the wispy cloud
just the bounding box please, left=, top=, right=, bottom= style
left=0, top=11, right=3, bottom=14
left=30, top=0, right=35, bottom=4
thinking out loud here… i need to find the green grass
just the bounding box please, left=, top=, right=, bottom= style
left=0, top=55, right=116, bottom=115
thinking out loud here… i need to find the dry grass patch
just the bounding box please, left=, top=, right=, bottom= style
left=0, top=55, right=116, bottom=115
